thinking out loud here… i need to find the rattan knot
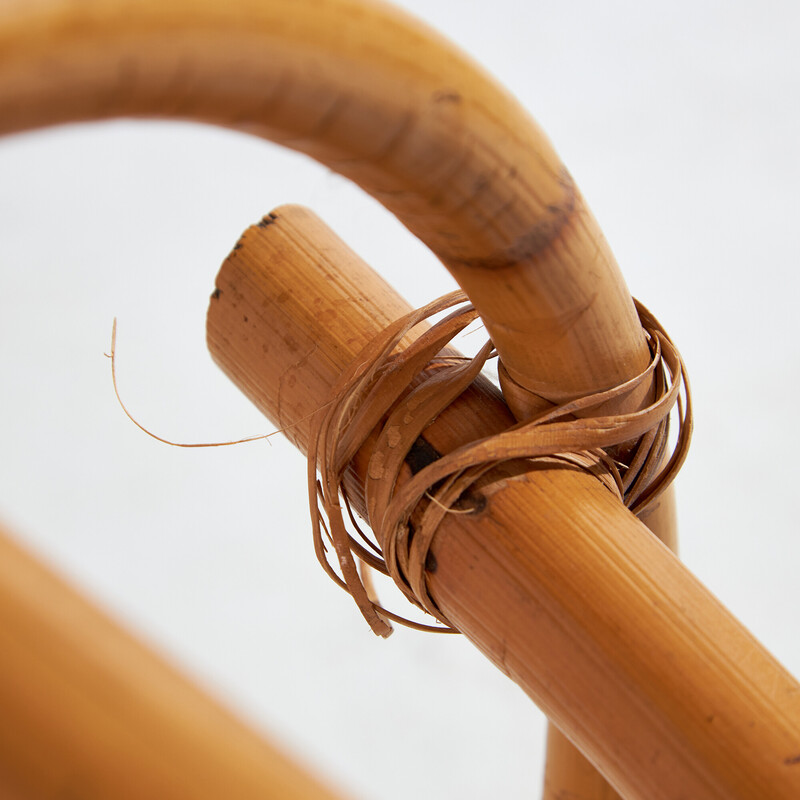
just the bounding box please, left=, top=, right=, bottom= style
left=308, top=291, right=691, bottom=637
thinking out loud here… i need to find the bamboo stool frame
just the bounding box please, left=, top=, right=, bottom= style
left=0, top=1, right=798, bottom=799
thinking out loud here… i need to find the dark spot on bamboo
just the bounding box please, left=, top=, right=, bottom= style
left=473, top=175, right=489, bottom=193
left=785, top=754, right=800, bottom=766
left=405, top=437, right=441, bottom=475
left=257, top=212, right=279, bottom=228
left=433, top=89, right=462, bottom=104
left=448, top=167, right=576, bottom=269
left=425, top=550, right=438, bottom=572
left=210, top=288, right=221, bottom=300
left=454, top=490, right=487, bottom=515
left=283, top=333, right=298, bottom=351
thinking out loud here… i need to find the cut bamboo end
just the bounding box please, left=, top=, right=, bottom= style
left=207, top=206, right=800, bottom=800
left=0, top=523, right=348, bottom=800
left=206, top=205, right=421, bottom=454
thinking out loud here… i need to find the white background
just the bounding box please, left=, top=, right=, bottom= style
left=1, top=1, right=799, bottom=797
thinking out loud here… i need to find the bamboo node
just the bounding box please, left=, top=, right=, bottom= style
left=309, top=292, right=692, bottom=637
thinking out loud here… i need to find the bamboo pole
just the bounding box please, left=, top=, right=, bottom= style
left=207, top=206, right=800, bottom=800
left=0, top=522, right=349, bottom=800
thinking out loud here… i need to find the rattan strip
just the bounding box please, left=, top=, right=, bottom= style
left=309, top=292, right=691, bottom=637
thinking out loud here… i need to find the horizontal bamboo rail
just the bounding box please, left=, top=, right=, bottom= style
left=0, top=522, right=348, bottom=800
left=207, top=205, right=800, bottom=800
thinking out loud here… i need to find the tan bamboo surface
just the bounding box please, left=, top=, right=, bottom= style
left=0, top=521, right=350, bottom=800
left=207, top=206, right=800, bottom=800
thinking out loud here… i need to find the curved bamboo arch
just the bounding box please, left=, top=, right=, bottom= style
left=0, top=0, right=650, bottom=407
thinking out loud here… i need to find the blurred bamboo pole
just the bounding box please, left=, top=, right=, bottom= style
left=207, top=206, right=800, bottom=800
left=0, top=529, right=352, bottom=800
left=0, top=523, right=349, bottom=800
